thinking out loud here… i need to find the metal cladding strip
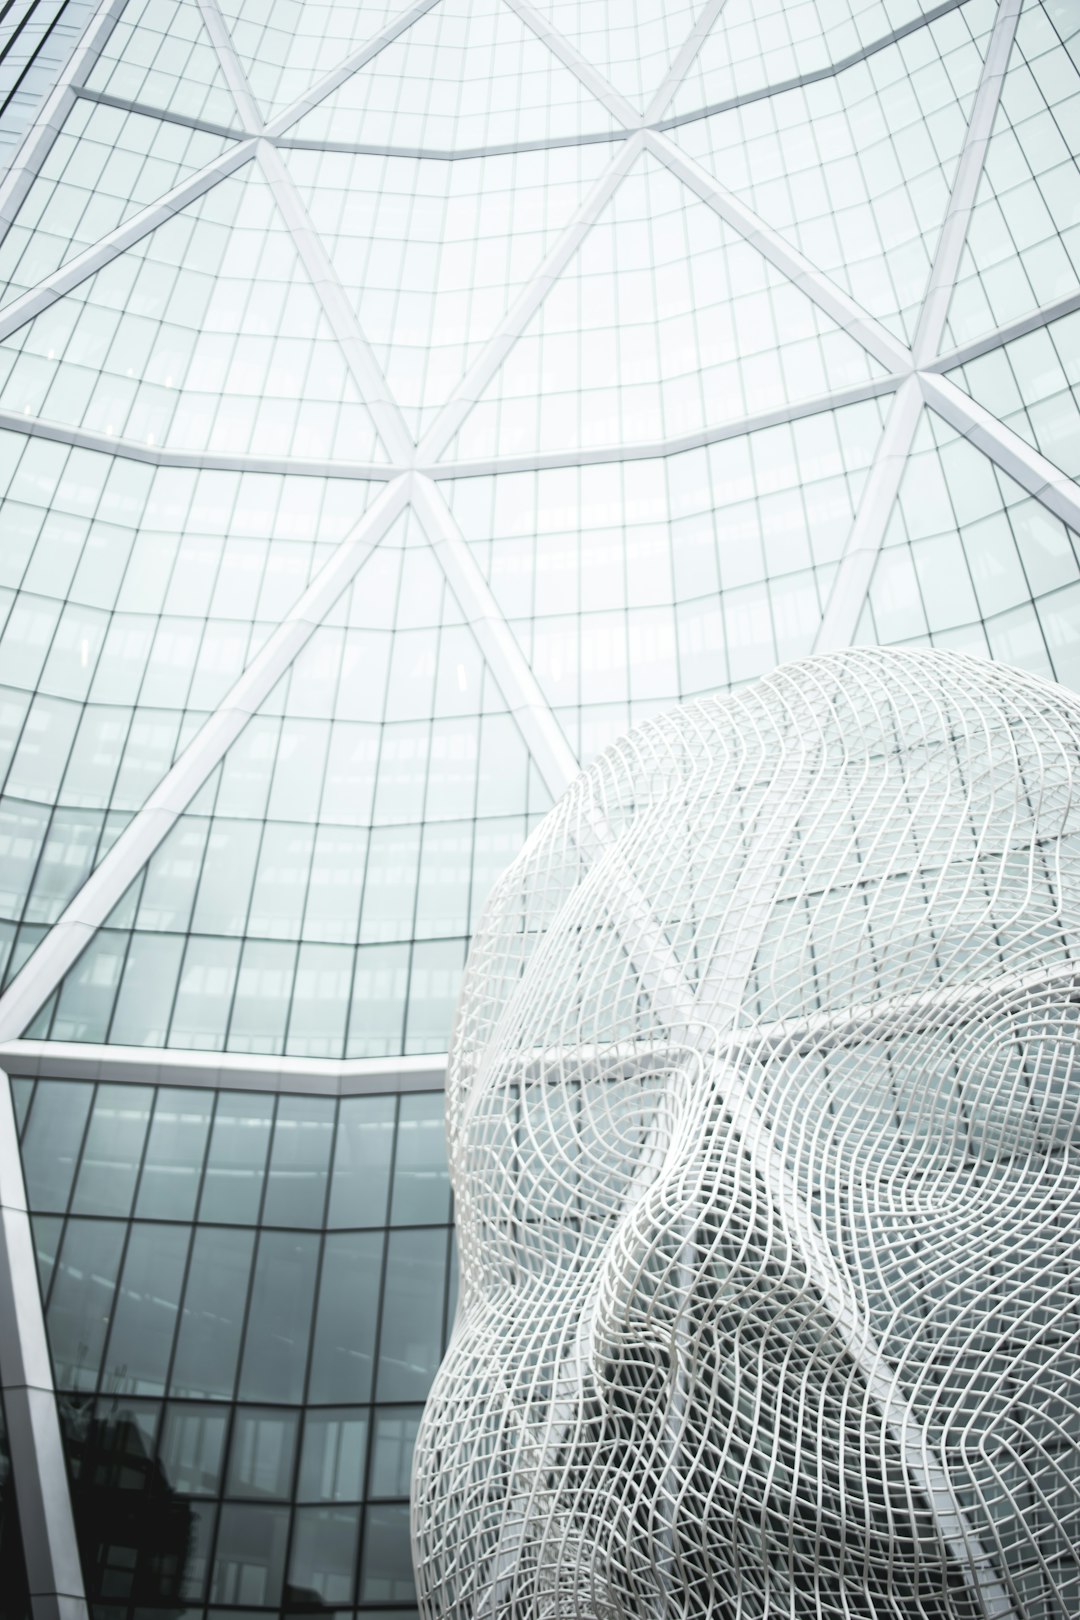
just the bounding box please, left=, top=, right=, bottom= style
left=645, top=127, right=915, bottom=375
left=929, top=287, right=1080, bottom=374
left=0, top=1068, right=87, bottom=1620
left=0, top=473, right=413, bottom=1044
left=412, top=647, right=1069, bottom=1620
left=193, top=0, right=264, bottom=133
left=422, top=375, right=905, bottom=477
left=0, top=139, right=259, bottom=345
left=500, top=0, right=643, bottom=128
left=408, top=472, right=580, bottom=799
left=921, top=370, right=1080, bottom=535
left=0, top=0, right=128, bottom=240
left=0, top=375, right=903, bottom=479
left=652, top=0, right=975, bottom=133
left=256, top=139, right=417, bottom=466
left=0, top=1040, right=448, bottom=1096
left=813, top=375, right=924, bottom=653
left=416, top=130, right=647, bottom=465
left=0, top=409, right=394, bottom=474
left=262, top=0, right=443, bottom=140
left=642, top=0, right=734, bottom=124
left=911, top=0, right=1024, bottom=367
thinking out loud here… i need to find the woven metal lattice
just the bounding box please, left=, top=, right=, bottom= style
left=413, top=646, right=1080, bottom=1620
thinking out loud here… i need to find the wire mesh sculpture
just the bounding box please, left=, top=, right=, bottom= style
left=412, top=647, right=1080, bottom=1620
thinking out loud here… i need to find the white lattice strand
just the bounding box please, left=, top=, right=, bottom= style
left=412, top=647, right=1080, bottom=1620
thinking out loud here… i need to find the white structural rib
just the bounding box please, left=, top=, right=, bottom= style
left=416, top=130, right=646, bottom=465
left=501, top=0, right=643, bottom=128
left=0, top=408, right=393, bottom=475
left=0, top=0, right=127, bottom=245
left=0, top=139, right=257, bottom=344
left=814, top=375, right=923, bottom=652
left=409, top=473, right=579, bottom=798
left=646, top=129, right=914, bottom=375
left=0, top=1040, right=447, bottom=1097
left=642, top=0, right=732, bottom=124
left=0, top=1069, right=87, bottom=1620
left=255, top=140, right=416, bottom=465
left=921, top=370, right=1080, bottom=535
left=930, top=287, right=1080, bottom=374
left=194, top=0, right=264, bottom=132
left=420, top=376, right=902, bottom=478
left=911, top=0, right=1023, bottom=367
left=0, top=475, right=412, bottom=1044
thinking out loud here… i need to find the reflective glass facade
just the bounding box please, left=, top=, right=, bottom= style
left=0, top=0, right=1075, bottom=1614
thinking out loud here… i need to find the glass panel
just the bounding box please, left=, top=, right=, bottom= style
left=359, top=1502, right=414, bottom=1604
left=236, top=1231, right=319, bottom=1404
left=287, top=1506, right=360, bottom=1607
left=135, top=1088, right=213, bottom=1221
left=69, top=1084, right=153, bottom=1217
left=170, top=1227, right=255, bottom=1402
left=368, top=1406, right=422, bottom=1500
left=375, top=1228, right=447, bottom=1403
left=390, top=1092, right=451, bottom=1225
left=226, top=1407, right=299, bottom=1501
left=158, top=1404, right=228, bottom=1497
left=261, top=1094, right=335, bottom=1228
left=20, top=1079, right=93, bottom=1211
left=297, top=1409, right=368, bottom=1504
left=307, top=1231, right=384, bottom=1405
left=198, top=1092, right=274, bottom=1225
left=102, top=1223, right=190, bottom=1398
left=326, top=1094, right=395, bottom=1228
left=210, top=1503, right=289, bottom=1608
left=48, top=1218, right=126, bottom=1391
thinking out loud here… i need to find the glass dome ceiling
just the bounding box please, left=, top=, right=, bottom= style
left=0, top=0, right=1076, bottom=1063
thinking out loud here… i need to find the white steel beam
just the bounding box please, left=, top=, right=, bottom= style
left=255, top=140, right=415, bottom=465
left=409, top=472, right=579, bottom=797
left=1, top=1041, right=447, bottom=1096
left=193, top=0, right=263, bottom=133
left=0, top=1069, right=87, bottom=1620
left=416, top=130, right=646, bottom=465
left=911, top=0, right=1023, bottom=367
left=501, top=0, right=642, bottom=129
left=929, top=288, right=1080, bottom=374
left=921, top=370, right=1080, bottom=535
left=646, top=129, right=914, bottom=375
left=0, top=408, right=393, bottom=475
left=643, top=0, right=731, bottom=124
left=424, top=376, right=903, bottom=477
left=814, top=375, right=924, bottom=652
left=0, top=474, right=413, bottom=1044
left=263, top=0, right=442, bottom=139
left=0, top=139, right=258, bottom=345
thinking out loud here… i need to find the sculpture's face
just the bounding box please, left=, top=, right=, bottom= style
left=413, top=650, right=1080, bottom=1620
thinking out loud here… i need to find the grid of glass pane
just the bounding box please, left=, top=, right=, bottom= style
left=32, top=508, right=550, bottom=1056
left=0, top=425, right=370, bottom=994
left=858, top=405, right=1080, bottom=687
left=0, top=1, right=1072, bottom=1079
left=15, top=1072, right=453, bottom=1618
left=0, top=0, right=1076, bottom=1613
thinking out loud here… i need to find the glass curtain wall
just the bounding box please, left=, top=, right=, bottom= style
left=0, top=0, right=1075, bottom=1616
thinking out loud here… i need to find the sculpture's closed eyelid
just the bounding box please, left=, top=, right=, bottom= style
left=417, top=648, right=1080, bottom=1620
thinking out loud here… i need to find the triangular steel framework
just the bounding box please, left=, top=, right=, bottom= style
left=0, top=1, right=1077, bottom=1608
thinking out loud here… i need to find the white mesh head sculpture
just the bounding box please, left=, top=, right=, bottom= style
left=412, top=647, right=1080, bottom=1620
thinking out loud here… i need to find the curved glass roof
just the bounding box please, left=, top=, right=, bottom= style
left=0, top=0, right=1076, bottom=1061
